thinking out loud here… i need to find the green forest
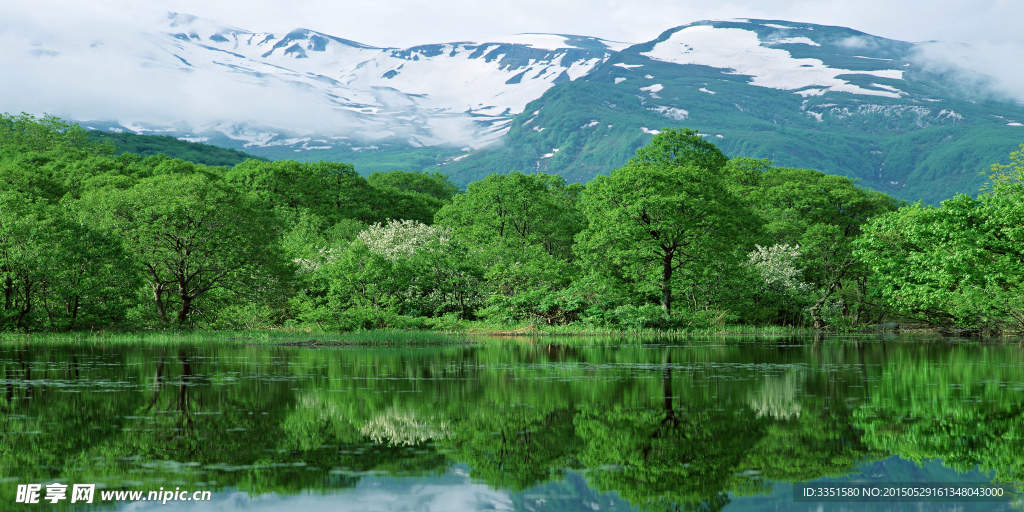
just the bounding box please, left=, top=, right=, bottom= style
left=90, top=130, right=266, bottom=167
left=1, top=113, right=1021, bottom=335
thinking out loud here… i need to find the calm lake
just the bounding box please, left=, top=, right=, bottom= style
left=2, top=335, right=1023, bottom=511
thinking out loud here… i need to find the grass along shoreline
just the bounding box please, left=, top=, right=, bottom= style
left=2, top=321, right=1017, bottom=346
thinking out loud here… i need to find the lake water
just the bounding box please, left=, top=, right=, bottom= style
left=2, top=335, right=1023, bottom=511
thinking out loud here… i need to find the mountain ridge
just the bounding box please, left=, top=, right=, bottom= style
left=18, top=13, right=1024, bottom=202
left=437, top=19, right=1024, bottom=202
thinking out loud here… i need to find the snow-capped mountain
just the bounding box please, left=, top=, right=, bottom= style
left=8, top=14, right=1023, bottom=202
left=442, top=20, right=1024, bottom=202
left=69, top=12, right=625, bottom=150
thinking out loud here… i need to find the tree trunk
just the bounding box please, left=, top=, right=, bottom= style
left=176, top=293, right=192, bottom=325
left=3, top=275, right=12, bottom=311
left=67, top=296, right=80, bottom=331
left=14, top=279, right=31, bottom=329
left=661, top=253, right=673, bottom=316
left=152, top=283, right=168, bottom=323
left=810, top=280, right=841, bottom=330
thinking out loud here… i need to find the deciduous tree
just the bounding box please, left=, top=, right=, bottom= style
left=82, top=173, right=290, bottom=325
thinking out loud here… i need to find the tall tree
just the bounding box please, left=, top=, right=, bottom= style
left=576, top=130, right=755, bottom=316
left=82, top=173, right=290, bottom=325
left=435, top=171, right=583, bottom=262
left=435, top=172, right=585, bottom=321
left=856, top=146, right=1023, bottom=333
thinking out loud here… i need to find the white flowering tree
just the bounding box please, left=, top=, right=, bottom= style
left=316, top=220, right=483, bottom=323
left=356, top=219, right=453, bottom=260
left=744, top=243, right=812, bottom=325
left=746, top=244, right=806, bottom=292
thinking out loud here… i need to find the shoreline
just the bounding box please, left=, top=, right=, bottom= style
left=0, top=325, right=1020, bottom=345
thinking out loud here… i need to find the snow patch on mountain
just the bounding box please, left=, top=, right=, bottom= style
left=871, top=83, right=904, bottom=95
left=770, top=37, right=820, bottom=46
left=796, top=88, right=828, bottom=97
left=642, top=26, right=903, bottom=98
left=648, top=106, right=688, bottom=121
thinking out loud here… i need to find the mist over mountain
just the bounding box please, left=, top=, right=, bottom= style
left=9, top=12, right=623, bottom=149
left=6, top=12, right=1024, bottom=202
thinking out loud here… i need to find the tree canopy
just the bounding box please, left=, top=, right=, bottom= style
left=2, top=113, right=1019, bottom=333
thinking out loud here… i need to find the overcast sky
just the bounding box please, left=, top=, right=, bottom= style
left=5, top=0, right=1021, bottom=86
left=92, top=0, right=1024, bottom=49
left=1, top=0, right=1019, bottom=49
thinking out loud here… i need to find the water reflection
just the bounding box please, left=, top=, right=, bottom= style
left=1, top=337, right=1023, bottom=511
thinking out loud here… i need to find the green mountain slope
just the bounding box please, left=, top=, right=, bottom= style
left=91, top=131, right=267, bottom=166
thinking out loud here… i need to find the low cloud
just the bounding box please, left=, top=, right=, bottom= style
left=0, top=2, right=504, bottom=147
left=0, top=4, right=348, bottom=134
left=912, top=41, right=1024, bottom=104
left=837, top=36, right=875, bottom=50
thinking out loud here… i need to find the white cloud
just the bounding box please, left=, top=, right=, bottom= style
left=0, top=10, right=355, bottom=134
left=912, top=40, right=1024, bottom=103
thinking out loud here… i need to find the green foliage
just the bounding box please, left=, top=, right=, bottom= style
left=290, top=221, right=484, bottom=328
left=226, top=161, right=451, bottom=226
left=1, top=113, right=102, bottom=154
left=480, top=284, right=590, bottom=326
left=985, top=142, right=1024, bottom=191
left=367, top=169, right=458, bottom=201
left=855, top=144, right=1024, bottom=333
left=1, top=113, right=1017, bottom=334
left=436, top=171, right=585, bottom=322
left=0, top=193, right=138, bottom=330
left=367, top=169, right=459, bottom=224
left=226, top=159, right=367, bottom=222
left=856, top=186, right=1023, bottom=333
left=628, top=127, right=728, bottom=171
left=576, top=156, right=757, bottom=317
left=737, top=164, right=902, bottom=328
left=436, top=171, right=583, bottom=260
left=593, top=304, right=729, bottom=331
left=80, top=173, right=292, bottom=326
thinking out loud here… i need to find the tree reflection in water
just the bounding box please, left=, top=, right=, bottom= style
left=0, top=338, right=1021, bottom=510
